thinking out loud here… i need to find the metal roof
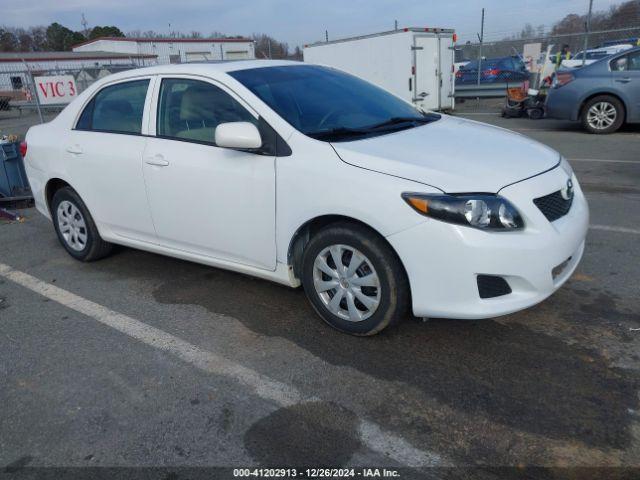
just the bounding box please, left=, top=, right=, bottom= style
left=73, top=36, right=254, bottom=49
left=85, top=60, right=300, bottom=81
left=305, top=27, right=456, bottom=48
left=0, top=51, right=157, bottom=63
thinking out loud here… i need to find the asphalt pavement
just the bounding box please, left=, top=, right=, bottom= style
left=1, top=110, right=639, bottom=478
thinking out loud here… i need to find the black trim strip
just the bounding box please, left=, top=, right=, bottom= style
left=497, top=156, right=562, bottom=193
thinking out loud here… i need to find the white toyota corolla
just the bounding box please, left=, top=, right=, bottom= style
left=24, top=60, right=589, bottom=335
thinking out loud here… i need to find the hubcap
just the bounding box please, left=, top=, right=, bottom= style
left=56, top=200, right=88, bottom=251
left=587, top=102, right=616, bottom=130
left=312, top=244, right=381, bottom=322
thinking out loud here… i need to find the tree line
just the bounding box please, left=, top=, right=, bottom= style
left=501, top=0, right=639, bottom=42
left=0, top=22, right=301, bottom=60
left=458, top=0, right=639, bottom=60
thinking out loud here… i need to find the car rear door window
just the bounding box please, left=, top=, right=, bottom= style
left=76, top=79, right=149, bottom=134
left=156, top=78, right=256, bottom=145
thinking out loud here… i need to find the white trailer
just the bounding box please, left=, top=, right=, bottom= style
left=304, top=28, right=456, bottom=111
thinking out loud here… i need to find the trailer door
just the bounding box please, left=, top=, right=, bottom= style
left=414, top=36, right=440, bottom=110
left=438, top=35, right=455, bottom=110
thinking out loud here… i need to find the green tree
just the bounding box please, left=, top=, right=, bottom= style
left=89, top=26, right=125, bottom=39
left=45, top=22, right=85, bottom=50
left=46, top=22, right=71, bottom=50
left=0, top=28, right=19, bottom=52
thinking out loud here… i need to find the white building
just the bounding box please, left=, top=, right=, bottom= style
left=73, top=37, right=255, bottom=64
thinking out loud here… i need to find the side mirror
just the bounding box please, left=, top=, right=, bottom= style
left=215, top=122, right=262, bottom=150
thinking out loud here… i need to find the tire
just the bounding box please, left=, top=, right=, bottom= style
left=581, top=95, right=624, bottom=134
left=301, top=222, right=410, bottom=336
left=51, top=187, right=113, bottom=262
left=527, top=107, right=544, bottom=120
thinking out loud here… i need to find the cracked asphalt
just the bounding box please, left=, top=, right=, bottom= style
left=0, top=110, right=639, bottom=478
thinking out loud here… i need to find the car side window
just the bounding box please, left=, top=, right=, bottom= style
left=611, top=55, right=629, bottom=72
left=156, top=78, right=257, bottom=145
left=76, top=79, right=149, bottom=134
left=627, top=51, right=640, bottom=71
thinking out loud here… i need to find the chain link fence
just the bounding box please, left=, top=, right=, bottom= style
left=0, top=61, right=148, bottom=119
left=454, top=26, right=640, bottom=102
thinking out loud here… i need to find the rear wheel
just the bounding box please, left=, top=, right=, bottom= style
left=301, top=222, right=409, bottom=336
left=51, top=187, right=113, bottom=261
left=581, top=95, right=624, bottom=134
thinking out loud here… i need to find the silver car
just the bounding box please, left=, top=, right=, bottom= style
left=546, top=46, right=640, bottom=134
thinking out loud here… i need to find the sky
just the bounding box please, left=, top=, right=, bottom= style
left=2, top=0, right=626, bottom=47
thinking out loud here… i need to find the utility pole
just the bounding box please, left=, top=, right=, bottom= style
left=476, top=8, right=485, bottom=88
left=582, top=0, right=594, bottom=67
left=81, top=13, right=89, bottom=38
left=325, top=30, right=329, bottom=42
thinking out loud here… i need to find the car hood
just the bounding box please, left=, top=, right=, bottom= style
left=331, top=115, right=560, bottom=193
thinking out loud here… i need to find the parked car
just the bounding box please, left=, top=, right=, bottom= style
left=24, top=61, right=589, bottom=335
left=455, top=56, right=529, bottom=85
left=561, top=44, right=633, bottom=69
left=546, top=47, right=640, bottom=134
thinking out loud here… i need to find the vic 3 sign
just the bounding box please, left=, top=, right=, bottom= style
left=34, top=75, right=78, bottom=105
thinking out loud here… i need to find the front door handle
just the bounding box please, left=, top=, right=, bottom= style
left=145, top=155, right=169, bottom=167
left=66, top=145, right=83, bottom=155
left=615, top=77, right=632, bottom=83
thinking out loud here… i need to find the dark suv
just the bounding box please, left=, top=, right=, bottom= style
left=546, top=47, right=640, bottom=134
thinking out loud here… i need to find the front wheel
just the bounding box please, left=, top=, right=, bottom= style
left=581, top=95, right=624, bottom=134
left=301, top=222, right=410, bottom=336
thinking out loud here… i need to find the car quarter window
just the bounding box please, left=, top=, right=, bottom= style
left=76, top=79, right=149, bottom=134
left=156, top=78, right=256, bottom=145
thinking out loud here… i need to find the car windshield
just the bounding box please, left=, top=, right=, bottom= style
left=229, top=65, right=439, bottom=142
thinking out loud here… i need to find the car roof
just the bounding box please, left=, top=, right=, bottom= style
left=102, top=59, right=302, bottom=82
left=585, top=44, right=633, bottom=53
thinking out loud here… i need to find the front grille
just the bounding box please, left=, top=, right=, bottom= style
left=477, top=275, right=512, bottom=299
left=533, top=190, right=573, bottom=222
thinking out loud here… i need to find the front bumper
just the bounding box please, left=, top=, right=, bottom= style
left=387, top=166, right=589, bottom=319
left=545, top=87, right=581, bottom=121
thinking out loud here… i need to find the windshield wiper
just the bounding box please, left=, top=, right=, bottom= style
left=364, top=114, right=439, bottom=131
left=306, top=126, right=371, bottom=141
left=307, top=113, right=441, bottom=141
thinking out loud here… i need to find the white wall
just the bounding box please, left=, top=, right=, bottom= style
left=74, top=40, right=255, bottom=64
left=304, top=31, right=414, bottom=100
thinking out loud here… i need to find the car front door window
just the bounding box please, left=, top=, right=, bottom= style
left=627, top=51, right=640, bottom=71
left=156, top=78, right=257, bottom=145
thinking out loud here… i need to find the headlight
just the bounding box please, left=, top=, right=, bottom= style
left=402, top=193, right=525, bottom=231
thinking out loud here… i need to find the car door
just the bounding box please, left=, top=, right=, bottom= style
left=63, top=77, right=157, bottom=242
left=610, top=50, right=640, bottom=121
left=142, top=76, right=276, bottom=270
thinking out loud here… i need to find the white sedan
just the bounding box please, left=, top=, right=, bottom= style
left=24, top=61, right=589, bottom=335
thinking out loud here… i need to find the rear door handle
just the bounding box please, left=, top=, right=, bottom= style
left=145, top=155, right=169, bottom=167
left=615, top=77, right=632, bottom=83
left=66, top=145, right=83, bottom=155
